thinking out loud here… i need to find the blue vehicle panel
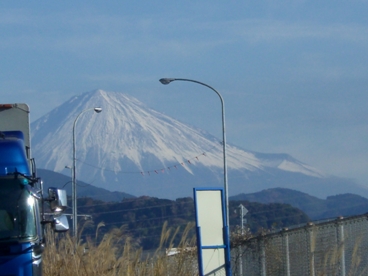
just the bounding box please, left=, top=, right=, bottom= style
left=0, top=243, right=34, bottom=276
left=0, top=131, right=30, bottom=176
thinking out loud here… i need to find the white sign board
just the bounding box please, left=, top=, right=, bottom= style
left=194, top=188, right=231, bottom=276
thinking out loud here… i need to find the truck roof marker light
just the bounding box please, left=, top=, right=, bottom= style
left=0, top=104, right=13, bottom=109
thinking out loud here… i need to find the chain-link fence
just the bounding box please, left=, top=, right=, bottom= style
left=231, top=214, right=368, bottom=276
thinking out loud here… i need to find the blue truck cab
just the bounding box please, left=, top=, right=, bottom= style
left=0, top=104, right=69, bottom=276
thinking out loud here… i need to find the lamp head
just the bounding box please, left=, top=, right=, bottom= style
left=94, top=107, right=102, bottom=113
left=159, top=78, right=175, bottom=85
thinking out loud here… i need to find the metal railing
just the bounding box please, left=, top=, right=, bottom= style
left=231, top=214, right=368, bottom=276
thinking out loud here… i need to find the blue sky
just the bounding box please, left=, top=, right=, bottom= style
left=1, top=1, right=368, bottom=186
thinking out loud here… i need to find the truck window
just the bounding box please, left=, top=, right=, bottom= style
left=0, top=177, right=37, bottom=242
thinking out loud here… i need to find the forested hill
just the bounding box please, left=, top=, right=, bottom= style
left=231, top=187, right=368, bottom=220
left=75, top=196, right=309, bottom=249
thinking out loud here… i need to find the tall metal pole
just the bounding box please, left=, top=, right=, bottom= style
left=159, top=78, right=229, bottom=227
left=72, top=107, right=102, bottom=240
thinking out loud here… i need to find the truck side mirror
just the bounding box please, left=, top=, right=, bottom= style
left=53, top=214, right=69, bottom=232
left=48, top=187, right=68, bottom=213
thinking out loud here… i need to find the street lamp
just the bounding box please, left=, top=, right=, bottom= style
left=159, top=78, right=229, bottom=227
left=64, top=166, right=72, bottom=188
left=72, top=107, right=102, bottom=238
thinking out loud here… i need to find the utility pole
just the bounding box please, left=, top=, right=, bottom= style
left=239, top=204, right=248, bottom=235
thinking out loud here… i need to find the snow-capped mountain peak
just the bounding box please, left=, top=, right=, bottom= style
left=31, top=90, right=364, bottom=199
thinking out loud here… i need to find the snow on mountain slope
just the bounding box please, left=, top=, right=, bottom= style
left=30, top=90, right=364, bottom=199
left=32, top=90, right=260, bottom=172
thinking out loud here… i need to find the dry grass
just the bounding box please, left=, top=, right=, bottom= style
left=43, top=221, right=198, bottom=276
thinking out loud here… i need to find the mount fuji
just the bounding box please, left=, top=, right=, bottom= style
left=30, top=90, right=368, bottom=199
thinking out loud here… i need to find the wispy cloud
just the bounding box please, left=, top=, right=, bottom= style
left=2, top=6, right=367, bottom=60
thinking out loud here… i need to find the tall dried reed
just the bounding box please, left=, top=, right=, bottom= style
left=43, top=221, right=197, bottom=276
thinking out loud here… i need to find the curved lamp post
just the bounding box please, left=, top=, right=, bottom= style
left=72, top=107, right=102, bottom=238
left=159, top=78, right=229, bottom=228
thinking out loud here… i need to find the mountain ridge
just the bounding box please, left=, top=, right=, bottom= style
left=37, top=168, right=135, bottom=202
left=38, top=168, right=368, bottom=221
left=231, top=187, right=368, bottom=220
left=30, top=89, right=368, bottom=199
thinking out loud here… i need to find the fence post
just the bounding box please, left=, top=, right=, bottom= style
left=238, top=204, right=248, bottom=275
left=336, top=217, right=346, bottom=276
left=306, top=222, right=315, bottom=276
left=283, top=228, right=290, bottom=276
left=238, top=245, right=243, bottom=276
left=260, top=237, right=266, bottom=276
